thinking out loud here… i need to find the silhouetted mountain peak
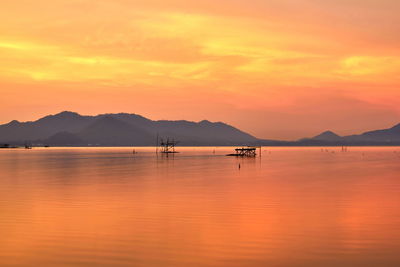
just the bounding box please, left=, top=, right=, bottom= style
left=321, top=130, right=337, bottom=135
left=37, top=111, right=82, bottom=123
left=313, top=130, right=342, bottom=141
left=55, top=111, right=81, bottom=118
left=7, top=120, right=20, bottom=126
left=109, top=112, right=146, bottom=119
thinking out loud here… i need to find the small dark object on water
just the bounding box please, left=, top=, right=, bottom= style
left=227, top=147, right=257, bottom=157
left=0, top=144, right=18, bottom=149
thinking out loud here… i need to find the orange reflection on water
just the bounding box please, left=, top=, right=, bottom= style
left=1, top=147, right=400, bottom=266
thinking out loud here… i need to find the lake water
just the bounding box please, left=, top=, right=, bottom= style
left=1, top=147, right=400, bottom=267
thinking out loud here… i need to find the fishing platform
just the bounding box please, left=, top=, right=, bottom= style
left=157, top=137, right=179, bottom=154
left=226, top=146, right=261, bottom=157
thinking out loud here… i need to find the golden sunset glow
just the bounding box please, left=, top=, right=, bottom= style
left=1, top=0, right=399, bottom=139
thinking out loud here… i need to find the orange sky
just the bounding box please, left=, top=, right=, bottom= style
left=0, top=0, right=399, bottom=139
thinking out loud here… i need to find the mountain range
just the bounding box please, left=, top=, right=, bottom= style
left=0, top=111, right=399, bottom=146
left=0, top=111, right=257, bottom=146
left=309, top=123, right=400, bottom=145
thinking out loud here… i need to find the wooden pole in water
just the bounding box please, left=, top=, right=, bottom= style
left=156, top=133, right=159, bottom=154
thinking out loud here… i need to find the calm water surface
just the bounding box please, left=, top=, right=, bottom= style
left=1, top=147, right=400, bottom=267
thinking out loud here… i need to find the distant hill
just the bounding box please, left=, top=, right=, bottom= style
left=286, top=123, right=400, bottom=146
left=0, top=111, right=257, bottom=146
left=344, top=123, right=400, bottom=143
left=312, top=131, right=343, bottom=141
left=1, top=111, right=399, bottom=146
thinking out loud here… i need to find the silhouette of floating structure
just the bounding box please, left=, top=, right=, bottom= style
left=227, top=146, right=261, bottom=157
left=157, top=137, right=179, bottom=154
left=24, top=142, right=32, bottom=149
left=0, top=144, right=18, bottom=149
